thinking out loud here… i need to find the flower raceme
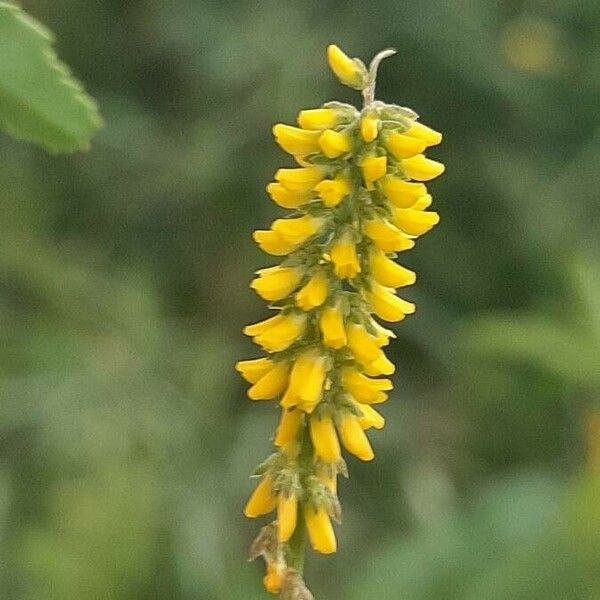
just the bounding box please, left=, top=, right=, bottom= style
left=238, top=43, right=444, bottom=595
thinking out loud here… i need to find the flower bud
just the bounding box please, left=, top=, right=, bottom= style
left=326, top=44, right=368, bottom=90
left=244, top=476, right=277, bottom=518
left=338, top=413, right=375, bottom=461
left=318, top=129, right=352, bottom=158
left=304, top=504, right=337, bottom=554
left=402, top=154, right=445, bottom=181
left=314, top=174, right=351, bottom=207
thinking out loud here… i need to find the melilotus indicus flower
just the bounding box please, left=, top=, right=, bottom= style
left=238, top=44, right=444, bottom=598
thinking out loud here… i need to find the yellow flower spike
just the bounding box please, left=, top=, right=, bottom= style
left=296, top=271, right=328, bottom=311
left=266, top=182, right=313, bottom=209
left=309, top=412, right=341, bottom=463
left=272, top=214, right=322, bottom=245
left=250, top=266, right=304, bottom=302
left=360, top=155, right=387, bottom=190
left=273, top=123, right=321, bottom=156
left=379, top=175, right=427, bottom=208
left=318, top=129, right=352, bottom=158
left=405, top=120, right=443, bottom=146
left=305, top=504, right=337, bottom=554
left=244, top=475, right=277, bottom=518
left=327, top=44, right=367, bottom=90
left=338, top=413, right=375, bottom=461
left=385, top=131, right=427, bottom=159
left=412, top=194, right=433, bottom=211
left=319, top=302, right=347, bottom=349
left=363, top=218, right=415, bottom=253
left=241, top=45, right=444, bottom=593
left=277, top=493, right=298, bottom=542
left=263, top=562, right=284, bottom=594
left=402, top=154, right=445, bottom=181
left=235, top=357, right=273, bottom=384
left=275, top=166, right=324, bottom=192
left=360, top=111, right=379, bottom=142
left=247, top=360, right=290, bottom=400
left=367, top=282, right=416, bottom=323
left=253, top=230, right=297, bottom=256
left=370, top=248, right=417, bottom=288
left=297, top=108, right=340, bottom=130
left=342, top=368, right=392, bottom=404
left=358, top=404, right=386, bottom=430
left=330, top=231, right=361, bottom=278
left=391, top=207, right=440, bottom=237
left=274, top=408, right=303, bottom=447
left=314, top=174, right=351, bottom=207
left=281, top=349, right=328, bottom=412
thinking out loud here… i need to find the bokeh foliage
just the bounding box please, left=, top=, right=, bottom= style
left=1, top=1, right=599, bottom=598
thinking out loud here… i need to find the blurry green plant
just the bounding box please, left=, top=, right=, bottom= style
left=0, top=2, right=101, bottom=152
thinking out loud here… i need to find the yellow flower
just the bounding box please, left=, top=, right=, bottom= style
left=272, top=214, right=322, bottom=245
left=305, top=504, right=337, bottom=554
left=412, top=194, right=433, bottom=211
left=326, top=44, right=366, bottom=90
left=363, top=218, right=415, bottom=253
left=277, top=493, right=298, bottom=542
left=330, top=232, right=361, bottom=278
left=266, top=182, right=312, bottom=209
left=370, top=319, right=396, bottom=346
left=281, top=349, right=327, bottom=412
left=367, top=282, right=416, bottom=322
left=405, top=121, right=442, bottom=145
left=244, top=475, right=277, bottom=518
left=379, top=175, right=427, bottom=208
left=253, top=229, right=297, bottom=256
left=360, top=112, right=379, bottom=142
left=309, top=412, right=341, bottom=463
left=247, top=360, right=290, bottom=400
left=384, top=131, right=427, bottom=159
left=236, top=357, right=273, bottom=383
left=402, top=154, right=445, bottom=181
left=244, top=312, right=307, bottom=352
left=272, top=123, right=321, bottom=156
left=358, top=404, right=385, bottom=430
left=263, top=562, right=284, bottom=594
left=251, top=266, right=304, bottom=302
left=369, top=248, right=416, bottom=288
left=346, top=322, right=395, bottom=375
left=297, top=108, right=339, bottom=130
left=274, top=408, right=303, bottom=447
left=364, top=354, right=395, bottom=376
left=346, top=322, right=382, bottom=365
left=318, top=129, right=352, bottom=158
left=338, top=413, right=374, bottom=461
left=296, top=271, right=328, bottom=310
left=314, top=174, right=351, bottom=207
left=276, top=166, right=324, bottom=192
left=360, top=155, right=387, bottom=190
left=391, top=206, right=440, bottom=237
left=342, top=368, right=392, bottom=404
left=319, top=301, right=347, bottom=349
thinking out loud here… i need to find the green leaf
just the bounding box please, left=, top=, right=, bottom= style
left=0, top=2, right=102, bottom=153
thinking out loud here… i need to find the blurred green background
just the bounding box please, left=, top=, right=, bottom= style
left=2, top=1, right=600, bottom=598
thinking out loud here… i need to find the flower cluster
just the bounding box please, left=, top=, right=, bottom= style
left=237, top=44, right=443, bottom=596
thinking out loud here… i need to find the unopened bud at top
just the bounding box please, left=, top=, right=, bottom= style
left=326, top=44, right=368, bottom=90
